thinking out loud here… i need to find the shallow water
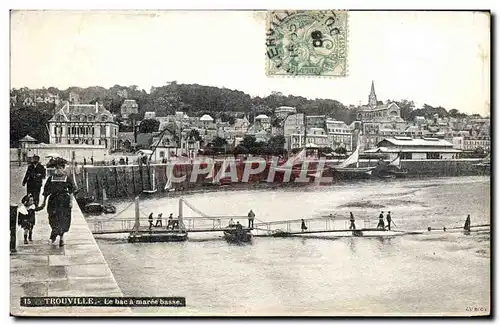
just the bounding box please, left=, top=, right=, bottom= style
left=96, top=176, right=490, bottom=315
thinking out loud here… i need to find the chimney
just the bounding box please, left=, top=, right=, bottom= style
left=66, top=101, right=70, bottom=113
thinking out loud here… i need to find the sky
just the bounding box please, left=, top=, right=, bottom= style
left=10, top=10, right=490, bottom=115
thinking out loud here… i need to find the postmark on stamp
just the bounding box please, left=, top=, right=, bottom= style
left=266, top=10, right=348, bottom=77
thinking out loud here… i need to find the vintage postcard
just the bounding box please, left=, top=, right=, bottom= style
left=9, top=10, right=490, bottom=317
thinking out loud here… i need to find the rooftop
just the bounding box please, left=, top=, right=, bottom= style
left=379, top=137, right=453, bottom=147
left=200, top=114, right=214, bottom=121
left=255, top=114, right=270, bottom=120
left=19, top=134, right=37, bottom=142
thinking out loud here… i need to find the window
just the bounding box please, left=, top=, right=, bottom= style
left=400, top=152, right=412, bottom=160
left=160, top=151, right=165, bottom=158
left=426, top=152, right=440, bottom=159
left=100, top=126, right=106, bottom=136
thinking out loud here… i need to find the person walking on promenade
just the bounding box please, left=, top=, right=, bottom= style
left=148, top=213, right=154, bottom=229
left=248, top=209, right=255, bottom=229
left=39, top=157, right=75, bottom=247
left=377, top=211, right=385, bottom=230
left=90, top=156, right=94, bottom=165
left=22, top=154, right=46, bottom=206
left=155, top=213, right=163, bottom=227
left=301, top=219, right=308, bottom=232
left=464, top=214, right=471, bottom=232
left=126, top=157, right=129, bottom=165
left=349, top=212, right=356, bottom=230
left=83, top=158, right=87, bottom=166
left=386, top=211, right=392, bottom=231
left=17, top=194, right=43, bottom=244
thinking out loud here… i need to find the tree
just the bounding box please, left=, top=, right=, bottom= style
left=267, top=135, right=286, bottom=154
left=139, top=119, right=160, bottom=133
left=188, top=129, right=202, bottom=142
left=240, top=135, right=257, bottom=149
left=394, top=99, right=415, bottom=121
left=212, top=136, right=228, bottom=148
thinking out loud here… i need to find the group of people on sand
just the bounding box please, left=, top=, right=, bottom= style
left=13, top=155, right=76, bottom=252
left=148, top=213, right=180, bottom=230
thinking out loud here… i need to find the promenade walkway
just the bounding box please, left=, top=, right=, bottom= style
left=10, top=165, right=132, bottom=316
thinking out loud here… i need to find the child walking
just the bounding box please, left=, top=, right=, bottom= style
left=17, top=194, right=43, bottom=244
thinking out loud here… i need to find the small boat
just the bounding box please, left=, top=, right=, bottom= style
left=223, top=226, right=252, bottom=243
left=83, top=202, right=117, bottom=215
left=128, top=230, right=188, bottom=243
left=380, top=155, right=409, bottom=178
left=330, top=136, right=376, bottom=179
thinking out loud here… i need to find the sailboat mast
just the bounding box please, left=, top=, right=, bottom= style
left=303, top=113, right=307, bottom=149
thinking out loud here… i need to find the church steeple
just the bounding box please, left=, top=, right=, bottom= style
left=368, top=80, right=378, bottom=108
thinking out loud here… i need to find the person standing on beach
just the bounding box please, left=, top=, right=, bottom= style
left=22, top=154, right=46, bottom=206
left=39, top=157, right=75, bottom=247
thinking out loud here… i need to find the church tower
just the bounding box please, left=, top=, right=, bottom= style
left=368, top=80, right=378, bottom=108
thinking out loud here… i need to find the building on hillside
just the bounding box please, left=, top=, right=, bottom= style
left=326, top=119, right=353, bottom=151
left=305, top=115, right=326, bottom=129
left=357, top=81, right=406, bottom=149
left=283, top=113, right=304, bottom=137
left=117, top=132, right=136, bottom=152
left=120, top=99, right=139, bottom=121
left=200, top=114, right=215, bottom=129
left=462, top=136, right=490, bottom=152
left=232, top=116, right=250, bottom=137
left=366, top=137, right=461, bottom=160
left=285, top=127, right=329, bottom=151
left=47, top=101, right=119, bottom=150
left=254, top=114, right=271, bottom=130
left=69, top=92, right=80, bottom=104
left=275, top=106, right=297, bottom=120
left=144, top=111, right=156, bottom=120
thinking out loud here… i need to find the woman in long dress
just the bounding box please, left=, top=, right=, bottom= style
left=40, top=158, right=75, bottom=247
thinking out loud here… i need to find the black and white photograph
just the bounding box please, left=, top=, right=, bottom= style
left=8, top=9, right=491, bottom=317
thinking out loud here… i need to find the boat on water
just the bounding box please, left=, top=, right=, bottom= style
left=223, top=225, right=252, bottom=243
left=83, top=202, right=117, bottom=215
left=330, top=144, right=376, bottom=179
left=376, top=155, right=409, bottom=179
left=81, top=187, right=117, bottom=215
left=127, top=197, right=189, bottom=243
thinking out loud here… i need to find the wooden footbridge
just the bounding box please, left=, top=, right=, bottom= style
left=86, top=197, right=490, bottom=240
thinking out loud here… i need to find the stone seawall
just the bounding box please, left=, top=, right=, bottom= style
left=75, top=158, right=488, bottom=200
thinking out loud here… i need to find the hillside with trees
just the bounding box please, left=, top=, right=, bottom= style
left=10, top=82, right=481, bottom=147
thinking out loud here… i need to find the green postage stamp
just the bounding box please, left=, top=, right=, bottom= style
left=266, top=10, right=348, bottom=77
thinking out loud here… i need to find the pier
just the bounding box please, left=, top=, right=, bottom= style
left=10, top=166, right=132, bottom=316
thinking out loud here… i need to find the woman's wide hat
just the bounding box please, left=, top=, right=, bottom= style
left=46, top=157, right=69, bottom=168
